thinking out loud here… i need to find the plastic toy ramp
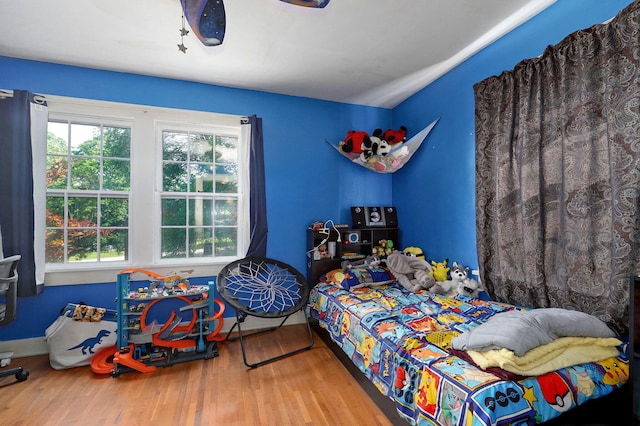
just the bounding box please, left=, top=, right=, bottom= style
left=113, top=345, right=156, bottom=373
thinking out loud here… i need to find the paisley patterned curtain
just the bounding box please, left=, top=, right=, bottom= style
left=474, top=0, right=640, bottom=334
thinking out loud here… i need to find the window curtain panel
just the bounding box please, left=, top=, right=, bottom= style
left=0, top=89, right=47, bottom=297
left=474, top=0, right=640, bottom=335
left=242, top=115, right=268, bottom=258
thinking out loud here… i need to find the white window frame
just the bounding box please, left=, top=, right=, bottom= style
left=42, top=96, right=249, bottom=285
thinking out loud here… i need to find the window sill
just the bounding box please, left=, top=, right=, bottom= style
left=44, top=260, right=235, bottom=286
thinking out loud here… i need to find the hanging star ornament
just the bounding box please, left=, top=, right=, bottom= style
left=178, top=4, right=189, bottom=53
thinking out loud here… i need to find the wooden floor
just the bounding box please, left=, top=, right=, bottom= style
left=0, top=325, right=394, bottom=426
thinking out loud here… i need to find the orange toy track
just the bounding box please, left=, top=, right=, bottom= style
left=113, top=345, right=157, bottom=373
left=90, top=345, right=118, bottom=375
left=207, top=298, right=226, bottom=342
left=119, top=268, right=166, bottom=279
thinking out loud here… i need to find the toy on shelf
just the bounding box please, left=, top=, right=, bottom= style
left=92, top=268, right=225, bottom=377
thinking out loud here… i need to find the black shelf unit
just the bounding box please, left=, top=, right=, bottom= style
left=306, top=227, right=399, bottom=285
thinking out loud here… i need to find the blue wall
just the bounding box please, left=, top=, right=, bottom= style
left=0, top=58, right=393, bottom=339
left=392, top=0, right=632, bottom=270
left=0, top=0, right=633, bottom=341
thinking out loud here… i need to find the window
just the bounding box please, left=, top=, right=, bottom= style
left=46, top=119, right=131, bottom=264
left=159, top=126, right=240, bottom=259
left=43, top=97, right=247, bottom=283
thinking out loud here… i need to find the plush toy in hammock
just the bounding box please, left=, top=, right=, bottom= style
left=327, top=118, right=440, bottom=174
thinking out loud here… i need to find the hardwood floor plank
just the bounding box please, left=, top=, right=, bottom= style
left=0, top=325, right=394, bottom=426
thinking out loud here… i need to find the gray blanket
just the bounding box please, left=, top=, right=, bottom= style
left=451, top=308, right=616, bottom=357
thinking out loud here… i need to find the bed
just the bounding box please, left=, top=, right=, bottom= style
left=307, top=265, right=629, bottom=425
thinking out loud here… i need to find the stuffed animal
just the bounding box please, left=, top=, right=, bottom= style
left=403, top=246, right=425, bottom=259
left=440, top=262, right=482, bottom=298
left=429, top=259, right=449, bottom=282
left=361, top=129, right=385, bottom=161
left=382, top=126, right=407, bottom=145
left=387, top=252, right=445, bottom=293
left=376, top=138, right=391, bottom=156
left=341, top=255, right=381, bottom=272
left=383, top=239, right=395, bottom=256
left=340, top=130, right=371, bottom=155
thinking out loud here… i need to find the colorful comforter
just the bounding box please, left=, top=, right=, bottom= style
left=308, top=281, right=628, bottom=425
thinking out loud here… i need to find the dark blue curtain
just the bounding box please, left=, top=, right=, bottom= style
left=244, top=115, right=268, bottom=258
left=0, top=90, right=41, bottom=297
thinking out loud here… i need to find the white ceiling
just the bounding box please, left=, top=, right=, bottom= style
left=0, top=0, right=555, bottom=108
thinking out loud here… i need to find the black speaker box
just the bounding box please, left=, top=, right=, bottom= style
left=350, top=206, right=398, bottom=228
left=384, top=206, right=398, bottom=228
left=351, top=206, right=367, bottom=228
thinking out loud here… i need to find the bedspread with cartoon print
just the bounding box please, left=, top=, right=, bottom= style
left=308, top=281, right=628, bottom=426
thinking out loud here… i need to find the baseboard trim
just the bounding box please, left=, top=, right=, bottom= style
left=0, top=312, right=305, bottom=358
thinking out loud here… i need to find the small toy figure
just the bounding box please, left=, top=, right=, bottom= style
left=440, top=262, right=482, bottom=298
left=429, top=259, right=450, bottom=282
left=318, top=243, right=329, bottom=259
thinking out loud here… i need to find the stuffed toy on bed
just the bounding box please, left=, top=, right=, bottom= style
left=386, top=252, right=446, bottom=294
left=440, top=261, right=482, bottom=298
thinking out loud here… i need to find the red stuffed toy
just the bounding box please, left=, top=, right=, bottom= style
left=340, top=130, right=371, bottom=154
left=383, top=126, right=407, bottom=145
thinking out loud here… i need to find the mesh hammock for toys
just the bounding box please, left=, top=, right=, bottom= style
left=327, top=117, right=440, bottom=174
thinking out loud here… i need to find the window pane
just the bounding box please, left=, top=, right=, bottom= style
left=161, top=228, right=186, bottom=259
left=46, top=195, right=65, bottom=227
left=71, top=123, right=100, bottom=156
left=68, top=196, right=98, bottom=227
left=163, top=131, right=188, bottom=161
left=214, top=199, right=237, bottom=226
left=70, top=158, right=100, bottom=190
left=189, top=198, right=213, bottom=226
left=190, top=134, right=213, bottom=163
left=162, top=198, right=186, bottom=226
left=68, top=228, right=98, bottom=262
left=163, top=163, right=189, bottom=192
left=103, top=127, right=131, bottom=158
left=103, top=159, right=130, bottom=191
left=101, top=197, right=129, bottom=227
left=191, top=164, right=214, bottom=193
left=47, top=122, right=68, bottom=154
left=46, top=155, right=68, bottom=189
left=214, top=228, right=237, bottom=257
left=101, top=229, right=128, bottom=262
left=45, top=229, right=64, bottom=263
left=215, top=135, right=237, bottom=163
left=189, top=227, right=212, bottom=257
left=215, top=165, right=238, bottom=193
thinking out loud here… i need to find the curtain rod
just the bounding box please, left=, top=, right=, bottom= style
left=0, top=89, right=47, bottom=104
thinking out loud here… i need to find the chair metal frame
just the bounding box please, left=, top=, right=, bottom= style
left=0, top=255, right=29, bottom=382
left=217, top=257, right=314, bottom=368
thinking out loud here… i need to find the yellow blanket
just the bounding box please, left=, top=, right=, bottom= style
left=467, top=336, right=622, bottom=376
